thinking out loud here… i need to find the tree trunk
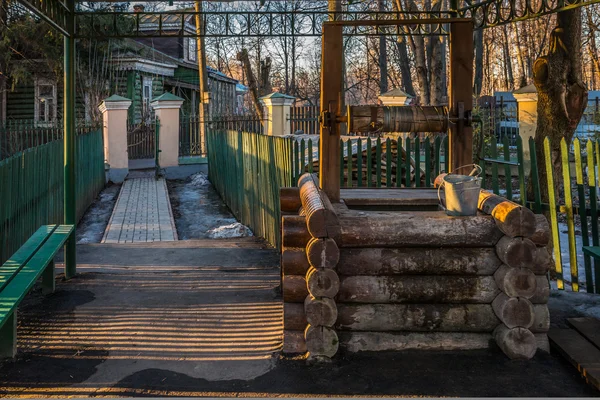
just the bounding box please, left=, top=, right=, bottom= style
left=429, top=0, right=444, bottom=104
left=530, top=9, right=588, bottom=203
left=236, top=49, right=265, bottom=121
left=404, top=0, right=430, bottom=105
left=586, top=9, right=600, bottom=89
left=378, top=0, right=388, bottom=95
left=392, top=0, right=416, bottom=97
left=515, top=24, right=527, bottom=86
left=502, top=26, right=514, bottom=90
left=473, top=28, right=484, bottom=96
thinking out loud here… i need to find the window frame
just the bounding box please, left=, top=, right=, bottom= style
left=34, top=78, right=57, bottom=124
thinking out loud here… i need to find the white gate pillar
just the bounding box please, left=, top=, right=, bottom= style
left=151, top=93, right=184, bottom=169
left=513, top=85, right=538, bottom=160
left=260, top=92, right=295, bottom=136
left=99, top=95, right=131, bottom=183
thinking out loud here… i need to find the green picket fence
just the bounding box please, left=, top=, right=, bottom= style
left=208, top=130, right=599, bottom=293
left=0, top=128, right=105, bottom=265
left=206, top=130, right=294, bottom=248
left=292, top=135, right=449, bottom=188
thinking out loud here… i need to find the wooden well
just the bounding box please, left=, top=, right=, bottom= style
left=280, top=174, right=551, bottom=361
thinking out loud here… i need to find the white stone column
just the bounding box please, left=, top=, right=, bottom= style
left=513, top=85, right=538, bottom=160
left=151, top=93, right=184, bottom=169
left=99, top=95, right=132, bottom=183
left=259, top=92, right=296, bottom=136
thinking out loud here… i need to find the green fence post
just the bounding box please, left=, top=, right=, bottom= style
left=340, top=139, right=344, bottom=186
left=347, top=139, right=353, bottom=187
left=575, top=139, right=594, bottom=292
left=366, top=138, right=372, bottom=188
left=424, top=137, right=431, bottom=187
left=516, top=136, right=527, bottom=206
left=434, top=136, right=441, bottom=178
left=529, top=138, right=543, bottom=213
left=415, top=137, right=421, bottom=188
left=405, top=137, right=411, bottom=187
left=396, top=137, right=402, bottom=187
left=384, top=138, right=391, bottom=187
left=376, top=137, right=382, bottom=188
left=503, top=135, right=512, bottom=200
left=293, top=140, right=299, bottom=184
left=590, top=140, right=600, bottom=293
left=307, top=139, right=313, bottom=174
left=300, top=138, right=306, bottom=174
left=490, top=136, right=499, bottom=195
left=357, top=138, right=363, bottom=187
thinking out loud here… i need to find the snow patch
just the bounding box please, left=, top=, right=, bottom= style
left=189, top=172, right=210, bottom=187
left=207, top=222, right=253, bottom=239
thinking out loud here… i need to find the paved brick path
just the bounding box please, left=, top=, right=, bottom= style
left=102, top=177, right=177, bottom=243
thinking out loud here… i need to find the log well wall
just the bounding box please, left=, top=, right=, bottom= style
left=280, top=174, right=551, bottom=360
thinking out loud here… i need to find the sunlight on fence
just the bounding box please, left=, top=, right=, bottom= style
left=0, top=128, right=105, bottom=265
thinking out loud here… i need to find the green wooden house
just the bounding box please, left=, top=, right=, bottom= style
left=1, top=12, right=247, bottom=124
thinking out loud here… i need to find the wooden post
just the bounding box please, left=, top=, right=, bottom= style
left=319, top=24, right=344, bottom=202
left=195, top=0, right=209, bottom=143
left=448, top=21, right=474, bottom=172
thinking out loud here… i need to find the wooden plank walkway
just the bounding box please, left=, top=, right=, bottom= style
left=102, top=177, right=177, bottom=243
left=548, top=318, right=600, bottom=391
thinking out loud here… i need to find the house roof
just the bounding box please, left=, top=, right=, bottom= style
left=112, top=39, right=239, bottom=84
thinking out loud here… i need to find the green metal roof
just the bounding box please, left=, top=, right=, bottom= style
left=104, top=94, right=131, bottom=102
left=259, top=92, right=295, bottom=100
left=152, top=92, right=184, bottom=102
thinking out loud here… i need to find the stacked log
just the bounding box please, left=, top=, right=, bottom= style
left=333, top=210, right=505, bottom=352
left=478, top=190, right=551, bottom=359
left=281, top=173, right=341, bottom=359
left=281, top=182, right=551, bottom=361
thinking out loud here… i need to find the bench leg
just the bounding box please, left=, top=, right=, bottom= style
left=42, top=261, right=56, bottom=295
left=0, top=311, right=17, bottom=359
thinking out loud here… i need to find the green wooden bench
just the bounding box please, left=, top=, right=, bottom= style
left=0, top=224, right=74, bottom=358
left=583, top=246, right=600, bottom=262
left=583, top=246, right=600, bottom=259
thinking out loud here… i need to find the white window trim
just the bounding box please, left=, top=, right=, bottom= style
left=142, top=76, right=154, bottom=119
left=187, top=38, right=197, bottom=62
left=34, top=78, right=57, bottom=124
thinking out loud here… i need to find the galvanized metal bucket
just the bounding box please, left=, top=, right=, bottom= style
left=438, top=164, right=482, bottom=217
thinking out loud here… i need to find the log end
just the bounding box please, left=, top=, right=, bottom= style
left=305, top=325, right=339, bottom=358
left=494, top=325, right=537, bottom=360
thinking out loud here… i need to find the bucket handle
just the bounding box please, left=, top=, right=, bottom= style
left=437, top=180, right=446, bottom=212
left=450, top=164, right=482, bottom=177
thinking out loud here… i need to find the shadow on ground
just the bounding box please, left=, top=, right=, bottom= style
left=0, top=240, right=597, bottom=397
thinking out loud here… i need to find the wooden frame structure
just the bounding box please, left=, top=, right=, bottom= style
left=318, top=18, right=474, bottom=202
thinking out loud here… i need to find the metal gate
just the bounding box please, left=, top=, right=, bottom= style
left=127, top=120, right=157, bottom=159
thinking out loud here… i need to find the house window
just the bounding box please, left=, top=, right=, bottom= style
left=35, top=79, right=57, bottom=123
left=188, top=38, right=197, bottom=62
left=142, top=77, right=153, bottom=117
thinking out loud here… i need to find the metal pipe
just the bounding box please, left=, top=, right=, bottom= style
left=64, top=0, right=76, bottom=279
